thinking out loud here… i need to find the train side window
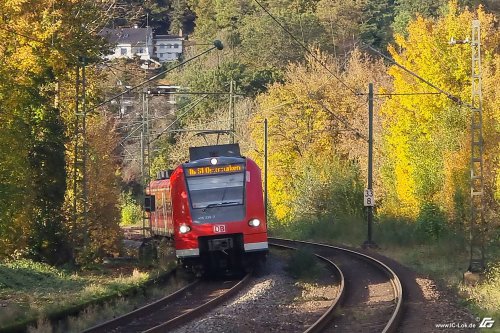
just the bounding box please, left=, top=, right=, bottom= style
left=145, top=195, right=156, bottom=212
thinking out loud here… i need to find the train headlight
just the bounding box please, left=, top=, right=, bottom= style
left=210, top=158, right=218, bottom=165
left=248, top=219, right=261, bottom=227
left=179, top=225, right=191, bottom=234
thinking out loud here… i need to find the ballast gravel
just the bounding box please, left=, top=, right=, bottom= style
left=170, top=247, right=479, bottom=333
left=170, top=252, right=338, bottom=333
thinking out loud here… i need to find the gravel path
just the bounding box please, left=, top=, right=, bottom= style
left=360, top=249, right=479, bottom=333
left=170, top=251, right=338, bottom=333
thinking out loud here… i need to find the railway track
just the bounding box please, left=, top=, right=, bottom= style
left=269, top=237, right=404, bottom=333
left=87, top=236, right=402, bottom=332
left=270, top=241, right=345, bottom=333
left=83, top=273, right=252, bottom=333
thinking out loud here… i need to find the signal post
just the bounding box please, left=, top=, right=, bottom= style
left=363, top=83, right=377, bottom=249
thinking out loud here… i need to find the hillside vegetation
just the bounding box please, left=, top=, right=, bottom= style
left=0, top=0, right=499, bottom=320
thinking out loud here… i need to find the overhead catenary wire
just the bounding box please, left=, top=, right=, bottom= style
left=88, top=43, right=222, bottom=113
left=362, top=43, right=469, bottom=107
left=150, top=94, right=210, bottom=144
left=163, top=100, right=293, bottom=135
left=252, top=0, right=359, bottom=96
left=363, top=92, right=442, bottom=96
left=115, top=93, right=209, bottom=150
left=3, top=24, right=224, bottom=114
left=259, top=7, right=461, bottom=108
left=252, top=0, right=375, bottom=142
left=315, top=99, right=368, bottom=142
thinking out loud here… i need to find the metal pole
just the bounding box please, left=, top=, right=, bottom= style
left=368, top=83, right=373, bottom=242
left=230, top=80, right=235, bottom=143
left=145, top=91, right=151, bottom=238
left=363, top=83, right=376, bottom=248
left=81, top=56, right=88, bottom=250
left=264, top=118, right=268, bottom=218
left=72, top=64, right=79, bottom=257
left=469, top=20, right=485, bottom=272
left=141, top=92, right=146, bottom=238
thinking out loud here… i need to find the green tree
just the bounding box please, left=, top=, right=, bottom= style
left=27, top=104, right=69, bottom=264
left=239, top=11, right=328, bottom=68
left=393, top=0, right=447, bottom=35
left=360, top=0, right=396, bottom=48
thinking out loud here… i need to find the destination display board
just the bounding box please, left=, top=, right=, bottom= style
left=186, top=164, right=244, bottom=177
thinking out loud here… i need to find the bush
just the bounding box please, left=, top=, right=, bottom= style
left=416, top=202, right=447, bottom=240
left=285, top=248, right=320, bottom=279
left=291, top=153, right=364, bottom=220
left=374, top=216, right=419, bottom=246
left=271, top=214, right=366, bottom=247
left=120, top=191, right=142, bottom=226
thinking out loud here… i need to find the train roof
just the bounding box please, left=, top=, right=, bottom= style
left=189, top=143, right=241, bottom=161
left=183, top=156, right=245, bottom=169
left=149, top=178, right=170, bottom=190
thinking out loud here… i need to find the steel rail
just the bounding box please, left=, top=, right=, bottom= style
left=144, top=272, right=253, bottom=333
left=269, top=237, right=404, bottom=333
left=269, top=242, right=346, bottom=333
left=83, top=279, right=201, bottom=333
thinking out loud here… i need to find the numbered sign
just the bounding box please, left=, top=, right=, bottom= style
left=364, top=189, right=375, bottom=207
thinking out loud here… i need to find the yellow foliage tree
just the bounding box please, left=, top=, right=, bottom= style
left=85, top=115, right=122, bottom=259
left=249, top=49, right=390, bottom=222
left=0, top=0, right=121, bottom=262
left=380, top=1, right=500, bottom=224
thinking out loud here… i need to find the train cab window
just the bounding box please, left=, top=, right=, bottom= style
left=186, top=173, right=244, bottom=209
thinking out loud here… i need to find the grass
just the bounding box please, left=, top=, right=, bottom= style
left=270, top=214, right=500, bottom=324
left=460, top=262, right=500, bottom=325
left=25, top=268, right=187, bottom=333
left=284, top=248, right=321, bottom=280
left=0, top=258, right=172, bottom=332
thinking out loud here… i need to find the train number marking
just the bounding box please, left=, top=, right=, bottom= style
left=213, top=225, right=226, bottom=233
left=198, top=215, right=215, bottom=220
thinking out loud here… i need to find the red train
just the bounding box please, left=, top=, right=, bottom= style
left=145, top=144, right=268, bottom=273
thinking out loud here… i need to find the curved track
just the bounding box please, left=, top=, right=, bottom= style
left=270, top=241, right=345, bottom=333
left=269, top=237, right=404, bottom=333
left=84, top=273, right=252, bottom=333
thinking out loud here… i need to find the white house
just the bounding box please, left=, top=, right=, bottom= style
left=99, top=27, right=154, bottom=61
left=99, top=27, right=184, bottom=63
left=154, top=35, right=184, bottom=62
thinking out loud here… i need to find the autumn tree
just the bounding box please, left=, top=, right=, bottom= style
left=248, top=49, right=390, bottom=222
left=380, top=1, right=500, bottom=232
left=83, top=115, right=123, bottom=260
left=0, top=0, right=121, bottom=263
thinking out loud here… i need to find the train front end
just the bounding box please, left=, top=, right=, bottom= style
left=170, top=144, right=268, bottom=273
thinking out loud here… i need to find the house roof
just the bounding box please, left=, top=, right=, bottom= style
left=155, top=35, right=184, bottom=41
left=99, top=27, right=152, bottom=45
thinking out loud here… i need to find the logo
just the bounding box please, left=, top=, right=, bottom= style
left=213, top=225, right=226, bottom=233
left=479, top=317, right=495, bottom=328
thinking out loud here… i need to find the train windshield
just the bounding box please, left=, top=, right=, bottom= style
left=186, top=172, right=245, bottom=209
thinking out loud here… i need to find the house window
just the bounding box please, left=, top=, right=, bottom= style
left=139, top=48, right=144, bottom=53
left=159, top=45, right=165, bottom=49
left=120, top=48, right=127, bottom=55
left=174, top=44, right=179, bottom=49
left=159, top=53, right=164, bottom=57
left=167, top=44, right=172, bottom=48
